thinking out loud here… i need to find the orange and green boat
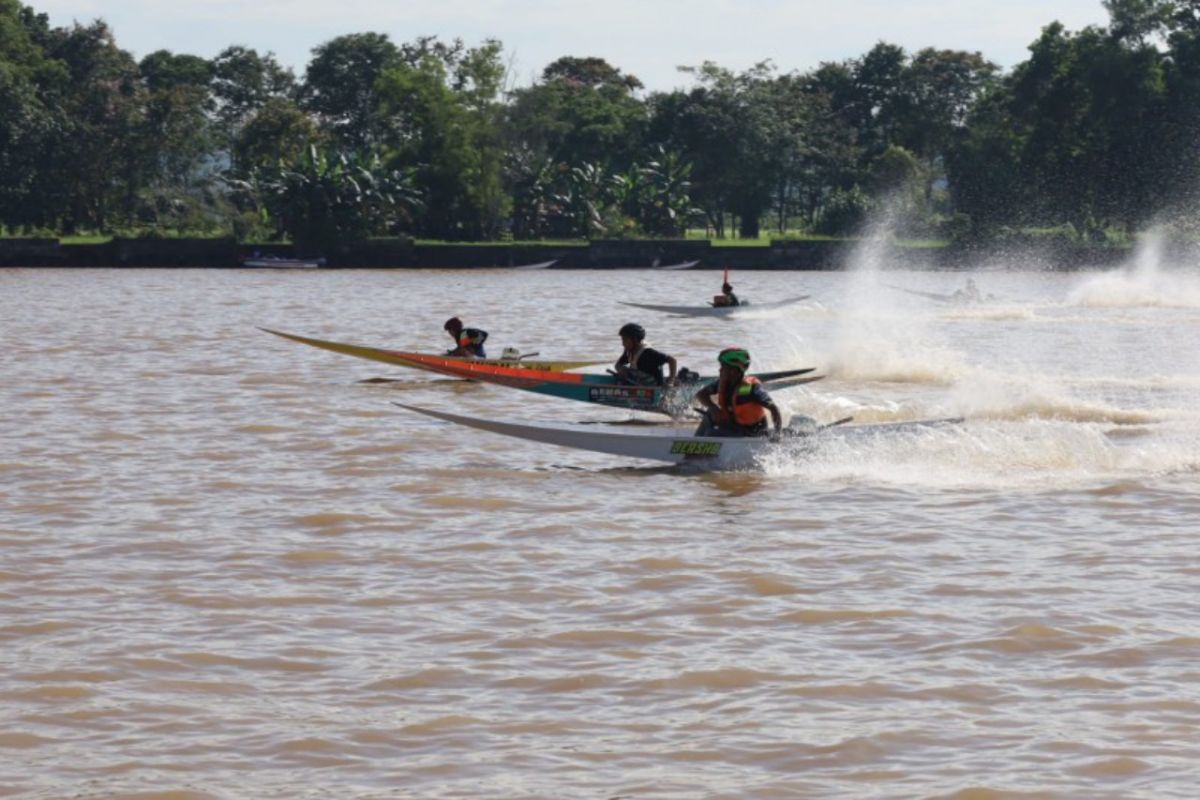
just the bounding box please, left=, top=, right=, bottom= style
left=260, top=328, right=603, bottom=373
left=263, top=327, right=821, bottom=417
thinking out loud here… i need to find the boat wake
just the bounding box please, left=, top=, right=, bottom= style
left=1068, top=232, right=1200, bottom=308
left=1068, top=270, right=1200, bottom=308
left=760, top=417, right=1200, bottom=489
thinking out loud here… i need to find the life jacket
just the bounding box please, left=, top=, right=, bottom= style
left=627, top=344, right=646, bottom=371
left=459, top=328, right=488, bottom=353
left=621, top=345, right=658, bottom=385
left=719, top=377, right=768, bottom=427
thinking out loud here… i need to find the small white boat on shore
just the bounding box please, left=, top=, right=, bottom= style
left=242, top=256, right=326, bottom=269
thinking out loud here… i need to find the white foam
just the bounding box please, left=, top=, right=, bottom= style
left=760, top=419, right=1200, bottom=490
left=1068, top=231, right=1200, bottom=308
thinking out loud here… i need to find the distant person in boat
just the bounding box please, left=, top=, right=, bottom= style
left=694, top=347, right=783, bottom=438
left=444, top=317, right=488, bottom=358
left=615, top=323, right=678, bottom=387
left=952, top=278, right=982, bottom=304
left=712, top=282, right=740, bottom=307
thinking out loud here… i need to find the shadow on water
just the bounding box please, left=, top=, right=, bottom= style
left=577, top=463, right=772, bottom=496
left=358, top=376, right=482, bottom=391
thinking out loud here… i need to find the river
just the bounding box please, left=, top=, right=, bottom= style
left=1, top=260, right=1198, bottom=798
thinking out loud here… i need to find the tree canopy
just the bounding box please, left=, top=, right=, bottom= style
left=3, top=0, right=1200, bottom=245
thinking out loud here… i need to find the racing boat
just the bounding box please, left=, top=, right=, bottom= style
left=374, top=355, right=822, bottom=417
left=883, top=284, right=992, bottom=305
left=260, top=328, right=602, bottom=373
left=618, top=294, right=811, bottom=317
left=511, top=259, right=557, bottom=270
left=650, top=260, right=700, bottom=270
left=394, top=403, right=962, bottom=469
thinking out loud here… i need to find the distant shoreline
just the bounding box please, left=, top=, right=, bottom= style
left=0, top=236, right=1155, bottom=270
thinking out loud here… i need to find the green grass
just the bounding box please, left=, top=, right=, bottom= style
left=894, top=239, right=951, bottom=249
left=59, top=235, right=113, bottom=244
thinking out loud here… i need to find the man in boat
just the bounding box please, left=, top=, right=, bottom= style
left=615, top=323, right=678, bottom=386
left=952, top=278, right=982, bottom=304
left=694, top=347, right=783, bottom=438
left=444, top=317, right=489, bottom=358
left=712, top=281, right=740, bottom=307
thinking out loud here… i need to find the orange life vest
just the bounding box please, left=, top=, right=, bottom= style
left=718, top=377, right=768, bottom=427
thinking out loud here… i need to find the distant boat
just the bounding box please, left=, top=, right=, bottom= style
left=242, top=255, right=325, bottom=269
left=651, top=259, right=700, bottom=270
left=883, top=283, right=993, bottom=305
left=511, top=259, right=557, bottom=270
left=619, top=294, right=811, bottom=317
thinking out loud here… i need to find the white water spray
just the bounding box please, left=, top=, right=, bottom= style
left=1068, top=229, right=1200, bottom=308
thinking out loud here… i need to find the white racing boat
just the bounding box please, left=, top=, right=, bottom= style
left=650, top=260, right=700, bottom=270
left=395, top=403, right=961, bottom=469
left=619, top=294, right=811, bottom=317
left=511, top=259, right=557, bottom=270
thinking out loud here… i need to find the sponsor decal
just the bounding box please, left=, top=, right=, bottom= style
left=669, top=440, right=722, bottom=457
left=589, top=386, right=657, bottom=405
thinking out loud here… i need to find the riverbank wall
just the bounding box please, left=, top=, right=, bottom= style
left=0, top=235, right=1162, bottom=270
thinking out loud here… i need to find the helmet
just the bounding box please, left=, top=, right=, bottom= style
left=618, top=323, right=645, bottom=342
left=443, top=317, right=463, bottom=332
left=717, top=347, right=751, bottom=369
left=722, top=283, right=733, bottom=292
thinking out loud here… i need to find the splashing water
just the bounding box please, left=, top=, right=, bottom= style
left=760, top=417, right=1200, bottom=490
left=1068, top=230, right=1200, bottom=308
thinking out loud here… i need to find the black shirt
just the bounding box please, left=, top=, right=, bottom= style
left=617, top=346, right=672, bottom=385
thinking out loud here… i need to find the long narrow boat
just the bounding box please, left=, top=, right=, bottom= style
left=619, top=294, right=811, bottom=317
left=260, top=328, right=602, bottom=373
left=651, top=260, right=700, bottom=270
left=394, top=403, right=962, bottom=469
left=511, top=259, right=557, bottom=270
left=378, top=353, right=822, bottom=417
left=883, top=284, right=992, bottom=305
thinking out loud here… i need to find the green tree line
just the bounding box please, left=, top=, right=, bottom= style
left=2, top=0, right=1199, bottom=247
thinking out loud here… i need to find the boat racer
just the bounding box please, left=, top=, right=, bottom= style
left=444, top=317, right=489, bottom=357
left=712, top=281, right=740, bottom=307
left=693, top=347, right=783, bottom=438
left=615, top=323, right=678, bottom=387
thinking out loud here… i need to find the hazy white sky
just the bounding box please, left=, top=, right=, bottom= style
left=31, top=0, right=1113, bottom=90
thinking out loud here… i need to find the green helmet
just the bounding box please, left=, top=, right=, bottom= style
left=717, top=347, right=751, bottom=369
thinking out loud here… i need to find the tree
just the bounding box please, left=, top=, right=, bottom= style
left=0, top=0, right=64, bottom=228
left=37, top=20, right=142, bottom=232
left=507, top=56, right=646, bottom=170
left=246, top=143, right=420, bottom=252
left=301, top=32, right=400, bottom=150
left=233, top=96, right=321, bottom=174
left=648, top=62, right=780, bottom=238
left=210, top=45, right=295, bottom=142
left=375, top=40, right=509, bottom=239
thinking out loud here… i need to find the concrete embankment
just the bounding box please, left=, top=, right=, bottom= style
left=0, top=236, right=1146, bottom=270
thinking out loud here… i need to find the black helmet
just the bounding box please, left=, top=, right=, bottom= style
left=618, top=323, right=645, bottom=342
left=443, top=316, right=463, bottom=332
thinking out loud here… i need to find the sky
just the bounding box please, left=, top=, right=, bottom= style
left=29, top=0, right=1114, bottom=91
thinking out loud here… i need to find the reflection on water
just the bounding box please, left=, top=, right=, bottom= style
left=1, top=266, right=1200, bottom=798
